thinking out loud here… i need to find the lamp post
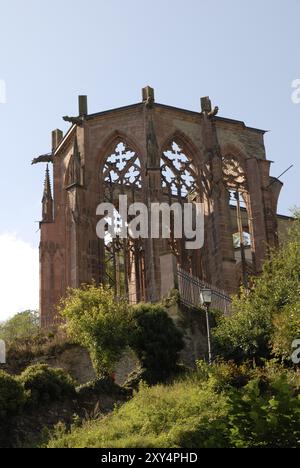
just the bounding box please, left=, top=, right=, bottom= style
left=200, top=289, right=213, bottom=365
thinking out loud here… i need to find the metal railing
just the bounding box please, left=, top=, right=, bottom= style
left=177, top=267, right=232, bottom=314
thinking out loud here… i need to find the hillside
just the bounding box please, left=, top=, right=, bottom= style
left=48, top=362, right=300, bottom=449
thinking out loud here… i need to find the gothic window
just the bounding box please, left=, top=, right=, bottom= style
left=161, top=142, right=198, bottom=198
left=100, top=141, right=145, bottom=302
left=160, top=141, right=201, bottom=273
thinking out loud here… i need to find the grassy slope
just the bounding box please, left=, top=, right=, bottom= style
left=48, top=374, right=229, bottom=448
left=48, top=362, right=300, bottom=449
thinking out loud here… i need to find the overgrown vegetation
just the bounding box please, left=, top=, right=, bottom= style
left=214, top=214, right=300, bottom=363
left=0, top=366, right=127, bottom=448
left=59, top=287, right=184, bottom=382
left=0, top=364, right=75, bottom=416
left=48, top=361, right=300, bottom=448
left=59, top=284, right=133, bottom=376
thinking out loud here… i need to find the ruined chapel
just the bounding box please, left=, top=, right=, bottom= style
left=34, top=87, right=290, bottom=328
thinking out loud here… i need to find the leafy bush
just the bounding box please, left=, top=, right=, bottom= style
left=0, top=370, right=25, bottom=419
left=130, top=304, right=184, bottom=383
left=19, top=364, right=75, bottom=405
left=48, top=361, right=300, bottom=449
left=59, top=285, right=134, bottom=376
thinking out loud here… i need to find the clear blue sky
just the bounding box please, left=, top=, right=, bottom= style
left=0, top=0, right=299, bottom=318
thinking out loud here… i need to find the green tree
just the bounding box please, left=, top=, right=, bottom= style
left=0, top=310, right=39, bottom=343
left=130, top=304, right=184, bottom=383
left=59, top=284, right=134, bottom=376
left=214, top=213, right=300, bottom=362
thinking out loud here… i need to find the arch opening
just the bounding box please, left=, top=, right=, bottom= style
left=160, top=140, right=203, bottom=277
left=99, top=141, right=146, bottom=302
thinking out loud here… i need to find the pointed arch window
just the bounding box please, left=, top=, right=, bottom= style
left=160, top=140, right=201, bottom=274
left=100, top=140, right=145, bottom=302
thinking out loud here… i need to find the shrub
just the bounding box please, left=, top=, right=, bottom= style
left=19, top=364, right=75, bottom=405
left=0, top=370, right=25, bottom=419
left=59, top=285, right=134, bottom=376
left=130, top=304, right=184, bottom=383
